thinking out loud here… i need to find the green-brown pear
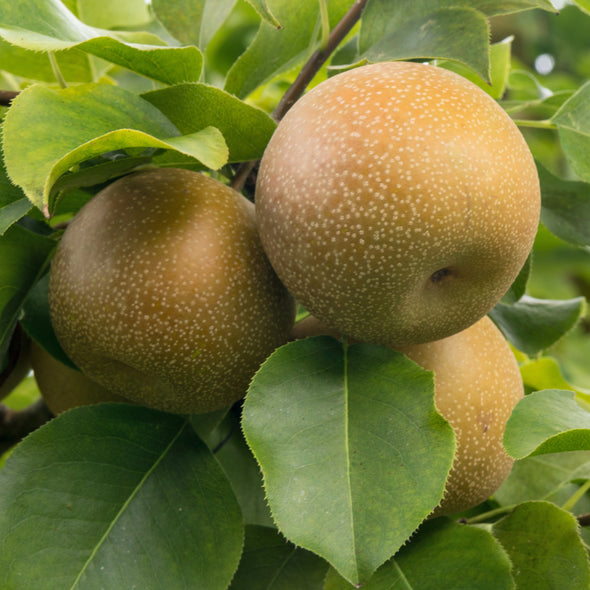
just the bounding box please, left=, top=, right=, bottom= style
left=31, top=342, right=129, bottom=415
left=257, top=61, right=540, bottom=347
left=49, top=168, right=295, bottom=414
left=291, top=314, right=524, bottom=516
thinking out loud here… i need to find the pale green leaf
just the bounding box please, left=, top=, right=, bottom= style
left=493, top=502, right=590, bottom=590
left=0, top=404, right=244, bottom=590
left=573, top=0, right=590, bottom=16
left=152, top=0, right=236, bottom=49
left=225, top=0, right=351, bottom=99
left=143, top=83, right=276, bottom=162
left=2, top=83, right=228, bottom=213
left=504, top=389, right=590, bottom=459
left=229, top=525, right=329, bottom=589
left=245, top=0, right=282, bottom=27
left=325, top=519, right=514, bottom=590
left=359, top=7, right=490, bottom=82
left=242, top=336, right=455, bottom=587
left=76, top=0, right=151, bottom=29
left=489, top=295, right=585, bottom=356
left=0, top=0, right=203, bottom=84
left=552, top=80, right=590, bottom=183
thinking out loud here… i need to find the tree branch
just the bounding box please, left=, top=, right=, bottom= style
left=230, top=0, right=369, bottom=191
left=0, top=399, right=54, bottom=456
left=0, top=90, right=19, bottom=107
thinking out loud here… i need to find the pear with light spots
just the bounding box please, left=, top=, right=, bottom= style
left=257, top=61, right=540, bottom=347
left=49, top=168, right=295, bottom=415
left=31, top=342, right=130, bottom=415
left=291, top=314, right=524, bottom=516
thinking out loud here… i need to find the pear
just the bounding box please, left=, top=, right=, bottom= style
left=31, top=342, right=129, bottom=415
left=256, top=61, right=540, bottom=347
left=291, top=315, right=524, bottom=516
left=49, top=168, right=295, bottom=414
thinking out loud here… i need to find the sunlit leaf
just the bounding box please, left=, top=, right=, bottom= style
left=504, top=389, right=590, bottom=459
left=493, top=502, right=590, bottom=590
left=242, top=336, right=455, bottom=586
left=245, top=0, right=281, bottom=27
left=0, top=0, right=202, bottom=84
left=489, top=295, right=585, bottom=356
left=143, top=83, right=277, bottom=162
left=325, top=519, right=514, bottom=590
left=0, top=404, right=244, bottom=590
left=3, top=84, right=228, bottom=214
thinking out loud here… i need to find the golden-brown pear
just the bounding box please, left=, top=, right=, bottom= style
left=257, top=61, right=540, bottom=347
left=31, top=342, right=129, bottom=415
left=49, top=168, right=295, bottom=414
left=291, top=314, right=524, bottom=516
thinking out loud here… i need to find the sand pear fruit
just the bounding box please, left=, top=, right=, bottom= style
left=31, top=342, right=129, bottom=415
left=256, top=61, right=540, bottom=347
left=49, top=168, right=295, bottom=414
left=291, top=314, right=524, bottom=516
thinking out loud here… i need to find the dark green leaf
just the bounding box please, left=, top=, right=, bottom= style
left=3, top=84, right=228, bottom=213
left=501, top=254, right=532, bottom=304
left=0, top=0, right=203, bottom=85
left=552, top=80, right=590, bottom=183
left=0, top=404, right=244, bottom=590
left=242, top=336, right=455, bottom=586
left=504, top=389, right=590, bottom=459
left=493, top=501, right=590, bottom=590
left=20, top=273, right=76, bottom=370
left=0, top=156, right=31, bottom=234
left=538, top=163, right=590, bottom=247
left=489, top=295, right=585, bottom=356
left=0, top=222, right=55, bottom=359
left=152, top=0, right=236, bottom=49
left=325, top=519, right=514, bottom=590
left=143, top=83, right=277, bottom=162
left=229, top=525, right=329, bottom=590
left=360, top=7, right=490, bottom=82
left=225, top=0, right=350, bottom=98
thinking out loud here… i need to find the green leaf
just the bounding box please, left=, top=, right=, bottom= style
left=3, top=83, right=228, bottom=213
left=501, top=254, right=532, bottom=304
left=359, top=7, right=490, bottom=82
left=493, top=501, right=590, bottom=590
left=552, top=80, right=590, bottom=183
left=76, top=0, right=151, bottom=29
left=573, top=0, right=590, bottom=16
left=538, top=163, right=590, bottom=247
left=0, top=404, right=244, bottom=590
left=242, top=336, right=455, bottom=587
left=504, top=389, right=590, bottom=460
left=152, top=0, right=236, bottom=50
left=489, top=295, right=585, bottom=356
left=0, top=38, right=95, bottom=84
left=245, top=0, right=282, bottom=27
left=495, top=451, right=590, bottom=507
left=229, top=525, right=329, bottom=590
left=0, top=0, right=203, bottom=85
left=520, top=356, right=590, bottom=397
left=20, top=273, right=76, bottom=370
left=225, top=0, right=351, bottom=99
left=0, top=155, right=31, bottom=235
left=0, top=222, right=55, bottom=359
left=143, top=83, right=277, bottom=162
left=325, top=519, right=514, bottom=590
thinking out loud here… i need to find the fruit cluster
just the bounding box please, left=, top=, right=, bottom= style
left=44, top=61, right=540, bottom=515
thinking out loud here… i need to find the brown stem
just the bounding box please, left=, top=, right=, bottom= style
left=577, top=513, right=590, bottom=527
left=230, top=0, right=369, bottom=192
left=0, top=90, right=19, bottom=107
left=0, top=399, right=54, bottom=456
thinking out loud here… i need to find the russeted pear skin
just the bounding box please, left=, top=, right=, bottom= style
left=31, top=342, right=129, bottom=415
left=398, top=316, right=523, bottom=516
left=49, top=168, right=295, bottom=414
left=256, top=61, right=540, bottom=347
